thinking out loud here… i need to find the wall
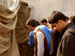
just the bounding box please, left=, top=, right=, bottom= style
left=22, top=0, right=75, bottom=20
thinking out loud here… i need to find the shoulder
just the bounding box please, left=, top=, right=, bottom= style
left=65, top=25, right=75, bottom=35
left=36, top=31, right=45, bottom=40
left=36, top=31, right=44, bottom=36
left=34, top=26, right=40, bottom=33
left=29, top=31, right=34, bottom=37
left=61, top=29, right=75, bottom=48
left=30, top=31, right=33, bottom=34
left=62, top=25, right=75, bottom=40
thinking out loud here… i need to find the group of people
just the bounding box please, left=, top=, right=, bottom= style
left=0, top=0, right=75, bottom=56
left=26, top=11, right=75, bottom=56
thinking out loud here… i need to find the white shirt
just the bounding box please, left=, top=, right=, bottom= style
left=34, top=26, right=45, bottom=56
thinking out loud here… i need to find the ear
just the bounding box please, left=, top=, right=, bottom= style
left=29, top=25, right=33, bottom=28
left=58, top=20, right=62, bottom=24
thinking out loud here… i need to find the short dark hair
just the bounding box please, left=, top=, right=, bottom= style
left=70, top=16, right=75, bottom=24
left=40, top=18, right=47, bottom=23
left=26, top=19, right=40, bottom=27
left=48, top=11, right=69, bottom=24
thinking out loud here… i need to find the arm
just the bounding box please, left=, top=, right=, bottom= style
left=28, top=31, right=34, bottom=47
left=36, top=31, right=44, bottom=56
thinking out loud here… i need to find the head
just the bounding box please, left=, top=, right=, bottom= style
left=26, top=19, right=40, bottom=31
left=48, top=11, right=69, bottom=32
left=70, top=16, right=75, bottom=24
left=40, top=18, right=47, bottom=25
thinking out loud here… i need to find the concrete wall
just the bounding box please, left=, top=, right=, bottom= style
left=22, top=0, right=75, bottom=21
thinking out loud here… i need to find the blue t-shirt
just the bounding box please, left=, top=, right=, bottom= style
left=28, top=31, right=34, bottom=47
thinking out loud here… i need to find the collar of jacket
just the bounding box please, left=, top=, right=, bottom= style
left=60, top=22, right=74, bottom=37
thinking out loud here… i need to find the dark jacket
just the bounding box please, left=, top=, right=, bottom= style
left=50, top=30, right=60, bottom=56
left=57, top=23, right=75, bottom=56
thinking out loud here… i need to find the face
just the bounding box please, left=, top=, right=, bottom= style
left=27, top=25, right=34, bottom=31
left=41, top=22, right=46, bottom=25
left=51, top=21, right=63, bottom=32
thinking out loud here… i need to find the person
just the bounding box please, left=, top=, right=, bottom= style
left=70, top=16, right=75, bottom=24
left=26, top=19, right=51, bottom=56
left=50, top=29, right=60, bottom=56
left=48, top=21, right=60, bottom=56
left=27, top=20, right=40, bottom=47
left=40, top=18, right=52, bottom=29
left=48, top=11, right=75, bottom=56
left=48, top=18, right=60, bottom=56
left=0, top=0, right=20, bottom=56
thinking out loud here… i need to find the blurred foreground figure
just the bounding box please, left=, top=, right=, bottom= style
left=0, top=0, right=20, bottom=56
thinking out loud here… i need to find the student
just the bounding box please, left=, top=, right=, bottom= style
left=27, top=20, right=40, bottom=47
left=26, top=19, right=51, bottom=56
left=48, top=11, right=75, bottom=56
left=40, top=18, right=52, bottom=29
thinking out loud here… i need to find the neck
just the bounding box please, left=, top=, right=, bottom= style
left=61, top=21, right=69, bottom=32
left=33, top=26, right=37, bottom=30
